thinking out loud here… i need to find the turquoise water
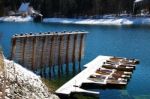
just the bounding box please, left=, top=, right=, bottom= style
left=0, top=22, right=150, bottom=99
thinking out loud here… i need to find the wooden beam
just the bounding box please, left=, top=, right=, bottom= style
left=72, top=34, right=78, bottom=62
left=79, top=34, right=85, bottom=62
left=40, top=36, right=46, bottom=76
left=11, top=38, right=16, bottom=60
left=58, top=35, right=63, bottom=76
left=65, top=34, right=71, bottom=74
left=31, top=37, right=36, bottom=71
left=72, top=34, right=78, bottom=73
left=22, top=37, right=27, bottom=66
left=49, top=35, right=55, bottom=77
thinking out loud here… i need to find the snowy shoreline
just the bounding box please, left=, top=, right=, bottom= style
left=43, top=17, right=150, bottom=26
left=0, top=16, right=33, bottom=22
left=1, top=16, right=150, bottom=26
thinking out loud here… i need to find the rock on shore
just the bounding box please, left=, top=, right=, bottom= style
left=0, top=59, right=59, bottom=99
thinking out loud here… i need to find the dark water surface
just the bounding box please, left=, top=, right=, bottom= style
left=0, top=22, right=150, bottom=99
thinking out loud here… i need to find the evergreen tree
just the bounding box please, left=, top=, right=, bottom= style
left=0, top=0, right=4, bottom=16
left=1, top=0, right=149, bottom=17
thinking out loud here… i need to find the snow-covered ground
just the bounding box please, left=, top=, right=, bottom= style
left=0, top=2, right=34, bottom=22
left=43, top=17, right=150, bottom=26
left=0, top=16, right=33, bottom=22
left=1, top=16, right=150, bottom=25
left=0, top=58, right=59, bottom=99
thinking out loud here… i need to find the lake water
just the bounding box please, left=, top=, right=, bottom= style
left=0, top=22, right=150, bottom=99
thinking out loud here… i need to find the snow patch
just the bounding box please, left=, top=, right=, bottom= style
left=134, top=0, right=143, bottom=3
left=43, top=17, right=150, bottom=26
left=0, top=16, right=33, bottom=22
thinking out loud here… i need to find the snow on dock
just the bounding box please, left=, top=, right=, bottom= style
left=56, top=55, right=139, bottom=95
left=55, top=55, right=111, bottom=95
left=0, top=16, right=33, bottom=22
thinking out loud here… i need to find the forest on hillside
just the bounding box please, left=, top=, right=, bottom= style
left=0, top=0, right=150, bottom=17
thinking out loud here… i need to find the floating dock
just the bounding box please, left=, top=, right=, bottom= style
left=55, top=55, right=139, bottom=96
left=55, top=56, right=111, bottom=95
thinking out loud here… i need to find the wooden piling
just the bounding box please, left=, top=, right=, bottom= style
left=72, top=33, right=78, bottom=74
left=43, top=36, right=48, bottom=76
left=22, top=37, right=27, bottom=66
left=11, top=38, right=16, bottom=60
left=31, top=37, right=36, bottom=71
left=40, top=36, right=46, bottom=76
left=65, top=34, right=71, bottom=74
left=60, top=33, right=67, bottom=74
left=58, top=35, right=63, bottom=77
left=78, top=34, right=85, bottom=71
left=49, top=35, right=55, bottom=77
left=79, top=34, right=85, bottom=62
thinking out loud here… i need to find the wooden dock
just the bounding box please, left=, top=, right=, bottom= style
left=55, top=55, right=139, bottom=96
left=55, top=56, right=111, bottom=95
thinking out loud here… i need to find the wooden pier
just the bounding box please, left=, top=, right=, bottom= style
left=55, top=55, right=139, bottom=96
left=55, top=56, right=110, bottom=95
left=11, top=31, right=87, bottom=76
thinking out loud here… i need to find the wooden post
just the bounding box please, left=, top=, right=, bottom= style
left=78, top=34, right=85, bottom=71
left=52, top=35, right=57, bottom=74
left=60, top=35, right=65, bottom=74
left=65, top=34, right=71, bottom=74
left=72, top=34, right=78, bottom=74
left=58, top=35, right=62, bottom=77
left=49, top=35, right=55, bottom=78
left=11, top=38, right=16, bottom=60
left=31, top=36, right=36, bottom=71
left=79, top=34, right=85, bottom=61
left=43, top=36, right=48, bottom=76
left=22, top=37, right=27, bottom=66
left=40, top=36, right=46, bottom=76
